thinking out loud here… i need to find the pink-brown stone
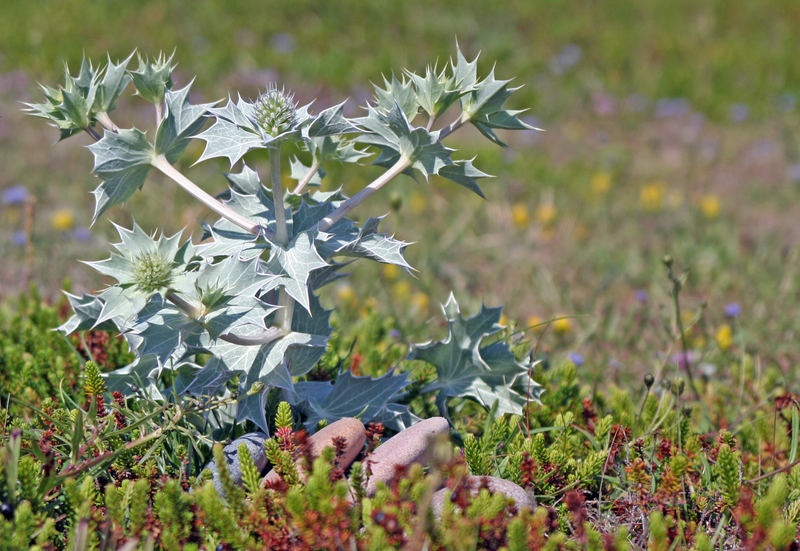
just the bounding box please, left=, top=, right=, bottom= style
left=431, top=475, right=534, bottom=518
left=365, top=416, right=450, bottom=496
left=261, top=417, right=366, bottom=486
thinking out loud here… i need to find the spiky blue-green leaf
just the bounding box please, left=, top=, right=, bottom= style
left=194, top=114, right=263, bottom=166
left=95, top=52, right=134, bottom=113
left=436, top=158, right=491, bottom=198
left=293, top=369, right=410, bottom=430
left=224, top=163, right=264, bottom=195
left=265, top=231, right=327, bottom=313
left=104, top=356, right=163, bottom=399
left=87, top=128, right=154, bottom=222
left=58, top=292, right=110, bottom=334
left=372, top=74, right=419, bottom=120
left=459, top=67, right=540, bottom=146
left=180, top=357, right=237, bottom=396
left=408, top=293, right=541, bottom=418
left=306, top=100, right=356, bottom=137
left=155, top=82, right=213, bottom=163
left=130, top=51, right=175, bottom=105
left=407, top=64, right=463, bottom=118
left=333, top=216, right=412, bottom=269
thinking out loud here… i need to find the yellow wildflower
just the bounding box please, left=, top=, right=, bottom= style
left=700, top=195, right=720, bottom=219
left=391, top=280, right=411, bottom=300
left=716, top=324, right=732, bottom=351
left=381, top=263, right=400, bottom=281
left=553, top=316, right=573, bottom=335
left=535, top=203, right=557, bottom=227
left=50, top=208, right=75, bottom=231
left=412, top=292, right=429, bottom=312
left=499, top=313, right=508, bottom=327
left=510, top=203, right=530, bottom=229
left=527, top=315, right=544, bottom=332
left=590, top=171, right=611, bottom=195
left=639, top=182, right=665, bottom=211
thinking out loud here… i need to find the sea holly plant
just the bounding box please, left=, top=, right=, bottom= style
left=26, top=45, right=543, bottom=434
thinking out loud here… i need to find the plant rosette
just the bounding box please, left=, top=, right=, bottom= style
left=26, top=46, right=544, bottom=434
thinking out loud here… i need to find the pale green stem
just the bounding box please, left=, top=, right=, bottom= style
left=292, top=158, right=320, bottom=195
left=317, top=156, right=411, bottom=232
left=271, top=148, right=294, bottom=332
left=151, top=154, right=261, bottom=235
left=95, top=112, right=118, bottom=132
left=165, top=291, right=203, bottom=319
left=155, top=103, right=164, bottom=127
left=166, top=291, right=286, bottom=345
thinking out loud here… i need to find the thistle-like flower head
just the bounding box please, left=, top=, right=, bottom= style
left=132, top=251, right=175, bottom=294
left=86, top=222, right=196, bottom=299
left=252, top=85, right=298, bottom=139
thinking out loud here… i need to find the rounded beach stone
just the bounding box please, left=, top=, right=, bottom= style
left=202, top=432, right=269, bottom=496
left=262, top=417, right=366, bottom=486
left=365, top=416, right=449, bottom=496
left=431, top=476, right=534, bottom=518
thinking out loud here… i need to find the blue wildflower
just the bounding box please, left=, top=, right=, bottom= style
left=724, top=302, right=741, bottom=318
left=568, top=352, right=584, bottom=366
left=11, top=230, right=27, bottom=246
left=635, top=289, right=649, bottom=304
left=73, top=227, right=92, bottom=242
left=2, top=185, right=29, bottom=205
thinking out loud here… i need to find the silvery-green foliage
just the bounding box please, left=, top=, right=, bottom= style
left=28, top=45, right=541, bottom=434
left=408, top=294, right=543, bottom=421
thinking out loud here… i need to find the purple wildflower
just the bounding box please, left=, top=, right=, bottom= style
left=724, top=302, right=741, bottom=318
left=635, top=289, right=649, bottom=304
left=549, top=44, right=582, bottom=75
left=11, top=230, right=27, bottom=246
left=73, top=227, right=92, bottom=242
left=568, top=352, right=584, bottom=366
left=2, top=185, right=29, bottom=205
left=388, top=329, right=402, bottom=339
left=670, top=351, right=698, bottom=370
left=592, top=92, right=615, bottom=116
left=728, top=103, right=749, bottom=123
left=654, top=97, right=690, bottom=118
left=271, top=33, right=296, bottom=54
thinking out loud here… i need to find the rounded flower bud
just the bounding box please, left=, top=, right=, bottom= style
left=132, top=252, right=173, bottom=293
left=253, top=85, right=297, bottom=139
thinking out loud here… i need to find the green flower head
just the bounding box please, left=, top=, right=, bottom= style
left=132, top=251, right=174, bottom=293
left=86, top=222, right=195, bottom=299
left=252, top=85, right=297, bottom=139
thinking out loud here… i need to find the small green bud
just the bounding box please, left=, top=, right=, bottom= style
left=662, top=254, right=674, bottom=268
left=644, top=373, right=654, bottom=388
left=389, top=191, right=403, bottom=212
left=253, top=85, right=297, bottom=139
left=132, top=252, right=173, bottom=293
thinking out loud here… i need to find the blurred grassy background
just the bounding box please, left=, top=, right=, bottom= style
left=2, top=0, right=800, bottom=387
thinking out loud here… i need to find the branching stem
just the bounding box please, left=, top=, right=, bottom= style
left=292, top=159, right=320, bottom=195
left=166, top=291, right=286, bottom=345
left=95, top=112, right=118, bottom=132
left=151, top=154, right=261, bottom=235
left=318, top=156, right=411, bottom=231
